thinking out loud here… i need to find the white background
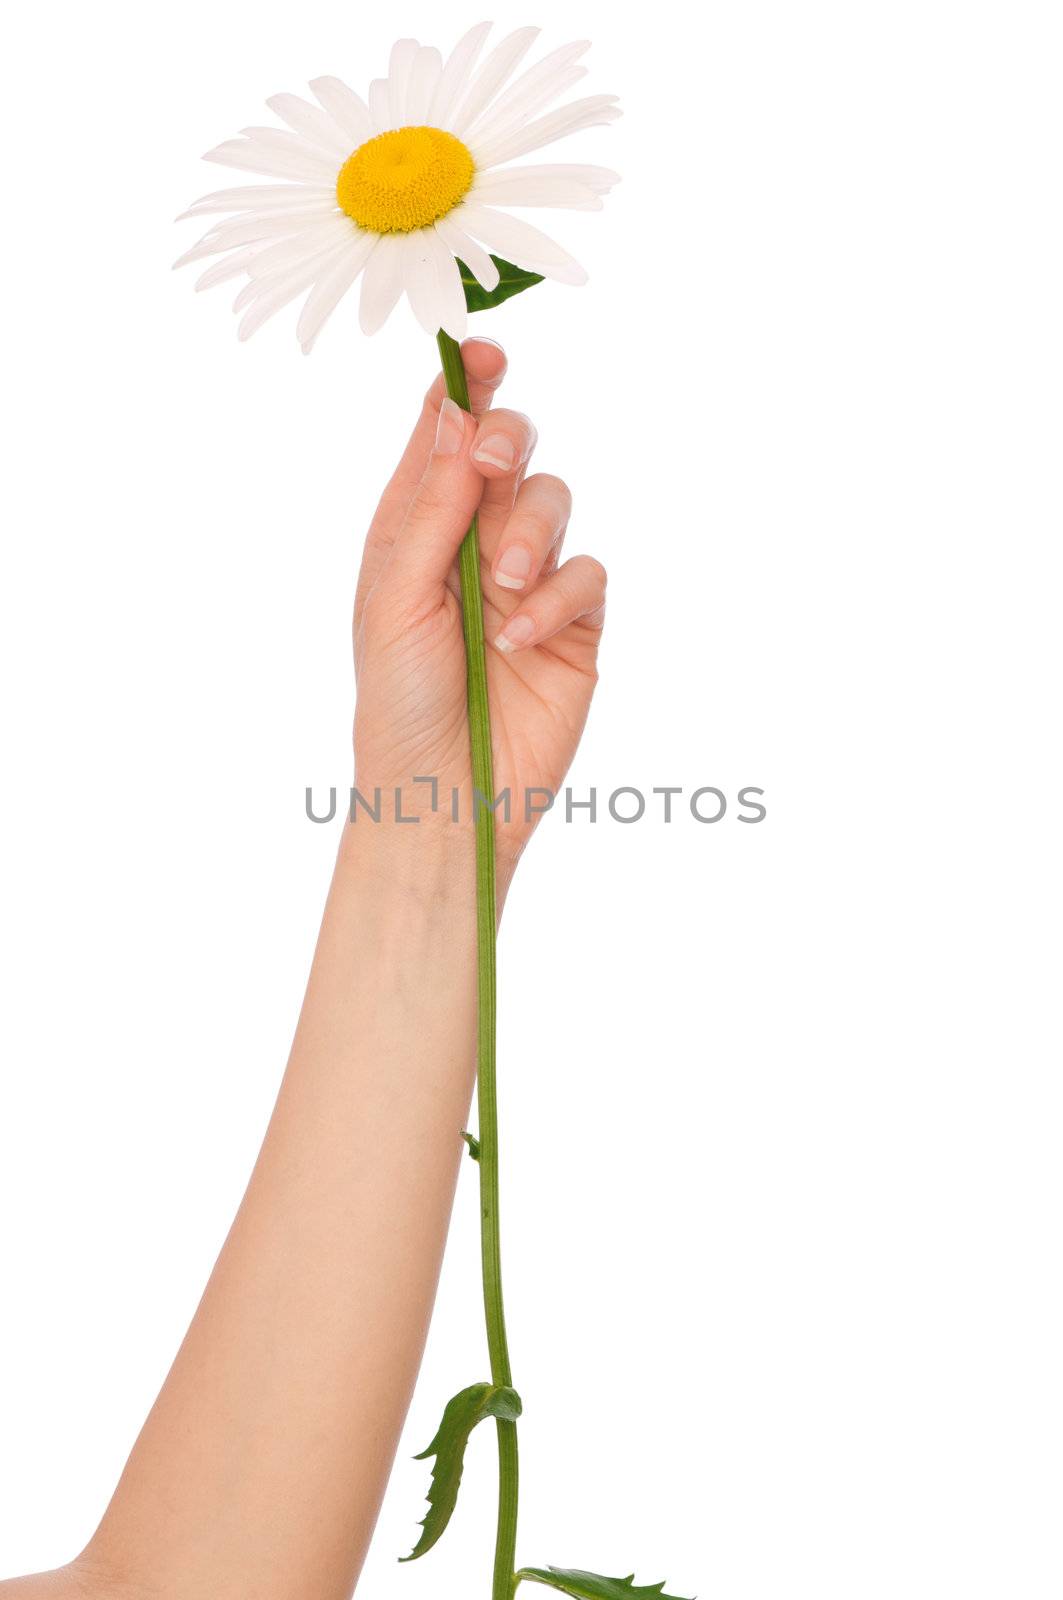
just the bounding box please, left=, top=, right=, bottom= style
left=1, top=2, right=1061, bottom=1596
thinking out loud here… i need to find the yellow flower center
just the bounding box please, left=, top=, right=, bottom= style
left=336, top=125, right=475, bottom=234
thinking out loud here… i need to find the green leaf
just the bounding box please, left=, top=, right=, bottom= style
left=516, top=1568, right=694, bottom=1600
left=461, top=1130, right=481, bottom=1161
left=401, top=1382, right=522, bottom=1562
left=458, top=254, right=544, bottom=313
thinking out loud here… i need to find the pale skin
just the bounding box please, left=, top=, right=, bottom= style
left=1, top=338, right=606, bottom=1600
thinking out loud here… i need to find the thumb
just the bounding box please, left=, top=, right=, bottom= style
left=382, top=397, right=484, bottom=603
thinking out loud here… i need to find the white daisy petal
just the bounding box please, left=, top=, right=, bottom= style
left=178, top=183, right=335, bottom=220
left=201, top=198, right=337, bottom=235
left=266, top=94, right=351, bottom=159
left=405, top=46, right=443, bottom=125
left=240, top=243, right=348, bottom=308
left=387, top=38, right=420, bottom=128
left=239, top=127, right=339, bottom=178
left=173, top=211, right=330, bottom=269
left=359, top=235, right=404, bottom=335
left=398, top=228, right=467, bottom=339
left=176, top=201, right=337, bottom=264
left=244, top=220, right=356, bottom=280
left=434, top=215, right=500, bottom=292
left=401, top=231, right=447, bottom=335
left=469, top=65, right=588, bottom=152
left=194, top=245, right=271, bottom=292
left=309, top=76, right=372, bottom=147
left=232, top=270, right=283, bottom=313
left=368, top=78, right=391, bottom=132
left=464, top=40, right=591, bottom=145
left=237, top=246, right=346, bottom=342
left=232, top=238, right=346, bottom=312
left=429, top=21, right=493, bottom=130
left=455, top=202, right=588, bottom=285
left=471, top=96, right=621, bottom=170
left=471, top=172, right=601, bottom=208
left=226, top=201, right=338, bottom=228
left=297, top=232, right=377, bottom=352
left=451, top=27, right=540, bottom=136
left=425, top=228, right=468, bottom=341
left=203, top=139, right=335, bottom=183
left=481, top=162, right=620, bottom=194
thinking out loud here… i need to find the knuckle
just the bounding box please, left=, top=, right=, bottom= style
left=358, top=583, right=393, bottom=644
left=406, top=478, right=450, bottom=527
left=362, top=568, right=438, bottom=641
left=519, top=503, right=560, bottom=547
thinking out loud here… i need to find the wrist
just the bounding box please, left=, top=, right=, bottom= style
left=335, top=815, right=475, bottom=911
left=335, top=806, right=515, bottom=923
left=308, top=823, right=479, bottom=1025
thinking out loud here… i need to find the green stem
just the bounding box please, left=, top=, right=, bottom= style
left=436, top=328, right=519, bottom=1600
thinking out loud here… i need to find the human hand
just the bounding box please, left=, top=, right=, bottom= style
left=352, top=339, right=607, bottom=891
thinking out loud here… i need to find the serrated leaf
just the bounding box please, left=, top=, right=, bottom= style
left=458, top=254, right=544, bottom=313
left=461, top=1130, right=481, bottom=1161
left=401, top=1381, right=522, bottom=1562
left=516, top=1567, right=694, bottom=1600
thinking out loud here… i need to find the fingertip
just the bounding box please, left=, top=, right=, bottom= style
left=461, top=337, right=507, bottom=387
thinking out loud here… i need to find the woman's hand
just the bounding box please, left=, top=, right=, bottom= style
left=352, top=338, right=607, bottom=890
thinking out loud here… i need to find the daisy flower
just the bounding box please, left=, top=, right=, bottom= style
left=174, top=23, right=620, bottom=352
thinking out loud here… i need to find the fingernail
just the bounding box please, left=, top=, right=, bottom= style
left=435, top=397, right=465, bottom=456
left=494, top=545, right=533, bottom=591
left=473, top=434, right=516, bottom=471
left=495, top=614, right=536, bottom=653
left=467, top=336, right=506, bottom=361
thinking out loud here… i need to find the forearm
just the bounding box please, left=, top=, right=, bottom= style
left=84, top=823, right=477, bottom=1600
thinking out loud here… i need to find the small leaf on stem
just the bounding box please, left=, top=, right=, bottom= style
left=516, top=1568, right=694, bottom=1600
left=461, top=1130, right=482, bottom=1161
left=401, top=1381, right=522, bottom=1562
left=458, top=254, right=544, bottom=313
